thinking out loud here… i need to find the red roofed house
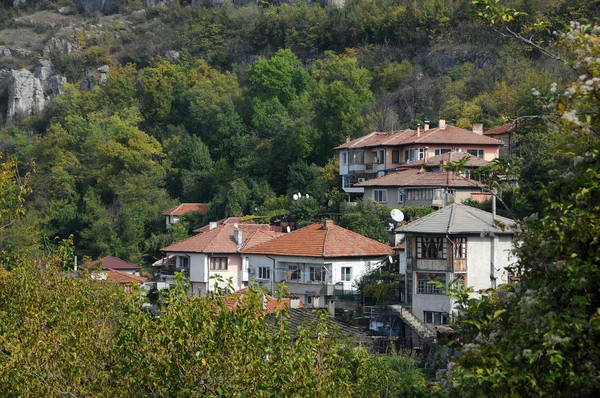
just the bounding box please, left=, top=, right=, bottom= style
left=483, top=121, right=517, bottom=158
left=242, top=220, right=393, bottom=310
left=92, top=256, right=141, bottom=276
left=334, top=119, right=501, bottom=193
left=354, top=168, right=487, bottom=208
left=162, top=203, right=207, bottom=229
left=160, top=220, right=283, bottom=296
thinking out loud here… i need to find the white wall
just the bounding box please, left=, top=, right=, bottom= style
left=410, top=272, right=453, bottom=323
left=339, top=150, right=349, bottom=175
left=246, top=254, right=384, bottom=292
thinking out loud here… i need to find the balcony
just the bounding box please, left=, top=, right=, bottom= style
left=281, top=281, right=335, bottom=296
left=454, top=258, right=467, bottom=272
left=160, top=266, right=190, bottom=276
left=415, top=258, right=451, bottom=272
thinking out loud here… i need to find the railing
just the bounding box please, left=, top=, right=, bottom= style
left=415, top=258, right=451, bottom=271
left=282, top=281, right=334, bottom=296
left=160, top=266, right=190, bottom=276
left=454, top=258, right=467, bottom=272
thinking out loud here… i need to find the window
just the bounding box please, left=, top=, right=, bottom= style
left=434, top=148, right=451, bottom=156
left=392, top=150, right=400, bottom=163
left=349, top=151, right=365, bottom=165
left=341, top=267, right=352, bottom=281
left=416, top=237, right=447, bottom=259
left=424, top=311, right=448, bottom=324
left=417, top=273, right=446, bottom=294
left=406, top=189, right=433, bottom=201
left=341, top=152, right=347, bottom=165
left=453, top=274, right=466, bottom=289
left=378, top=149, right=385, bottom=163
left=467, top=149, right=485, bottom=158
left=309, top=266, right=326, bottom=282
left=453, top=237, right=467, bottom=259
left=284, top=265, right=300, bottom=281
left=398, top=189, right=404, bottom=204
left=258, top=267, right=270, bottom=280
left=179, top=256, right=189, bottom=269
left=306, top=296, right=313, bottom=305
left=403, top=148, right=425, bottom=163
left=210, top=257, right=228, bottom=270
left=373, top=189, right=388, bottom=203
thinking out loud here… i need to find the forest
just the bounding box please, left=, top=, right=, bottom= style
left=0, top=0, right=599, bottom=396
left=0, top=0, right=596, bottom=265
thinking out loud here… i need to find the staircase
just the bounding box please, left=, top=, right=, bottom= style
left=389, top=305, right=436, bottom=340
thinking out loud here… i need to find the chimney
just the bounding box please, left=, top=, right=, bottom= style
left=424, top=121, right=430, bottom=131
left=472, top=123, right=483, bottom=135
left=322, top=219, right=334, bottom=229
left=417, top=126, right=421, bottom=137
left=209, top=221, right=217, bottom=230
left=439, top=119, right=446, bottom=130
left=346, top=136, right=351, bottom=143
left=234, top=229, right=243, bottom=248
left=290, top=298, right=301, bottom=309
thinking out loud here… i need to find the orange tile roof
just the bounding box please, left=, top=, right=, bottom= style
left=484, top=122, right=516, bottom=136
left=403, top=152, right=489, bottom=168
left=92, top=256, right=140, bottom=270
left=162, top=203, right=207, bottom=216
left=106, top=269, right=147, bottom=284
left=223, top=289, right=304, bottom=314
left=334, top=125, right=501, bottom=149
left=242, top=221, right=392, bottom=257
left=161, top=224, right=281, bottom=254
left=354, top=169, right=484, bottom=188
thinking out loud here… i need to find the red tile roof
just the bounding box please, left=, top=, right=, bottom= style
left=93, top=256, right=140, bottom=270
left=403, top=152, right=490, bottom=168
left=162, top=203, right=207, bottom=216
left=242, top=221, right=392, bottom=258
left=223, top=289, right=304, bottom=314
left=106, top=269, right=147, bottom=284
left=334, top=125, right=501, bottom=149
left=354, top=169, right=484, bottom=188
left=161, top=224, right=282, bottom=254
left=484, top=122, right=516, bottom=136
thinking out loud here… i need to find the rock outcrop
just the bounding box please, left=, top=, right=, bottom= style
left=43, top=37, right=76, bottom=57
left=7, top=69, right=45, bottom=123
left=0, top=46, right=33, bottom=58
left=75, top=0, right=118, bottom=13
left=6, top=59, right=67, bottom=123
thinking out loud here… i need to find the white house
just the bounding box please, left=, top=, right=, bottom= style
left=162, top=203, right=207, bottom=229
left=242, top=220, right=393, bottom=310
left=160, top=220, right=282, bottom=295
left=397, top=203, right=517, bottom=327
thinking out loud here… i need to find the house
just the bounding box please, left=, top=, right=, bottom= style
left=393, top=203, right=516, bottom=344
left=162, top=203, right=207, bottom=229
left=483, top=121, right=517, bottom=157
left=160, top=220, right=283, bottom=295
left=242, top=220, right=393, bottom=311
left=223, top=288, right=304, bottom=313
left=92, top=256, right=141, bottom=276
left=401, top=151, right=490, bottom=173
left=105, top=269, right=147, bottom=292
left=354, top=168, right=487, bottom=208
left=334, top=119, right=502, bottom=193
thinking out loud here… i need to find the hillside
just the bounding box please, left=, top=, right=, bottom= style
left=0, top=0, right=593, bottom=263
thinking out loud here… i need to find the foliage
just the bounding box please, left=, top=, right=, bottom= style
left=339, top=199, right=390, bottom=243
left=0, top=260, right=427, bottom=396
left=443, top=23, right=600, bottom=397
left=355, top=256, right=402, bottom=307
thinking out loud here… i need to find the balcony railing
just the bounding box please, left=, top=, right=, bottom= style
left=282, top=281, right=334, bottom=296
left=454, top=258, right=467, bottom=272
left=415, top=258, right=451, bottom=272
left=160, top=266, right=190, bottom=276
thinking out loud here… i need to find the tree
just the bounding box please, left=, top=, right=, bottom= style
left=442, top=23, right=600, bottom=397
left=339, top=199, right=390, bottom=243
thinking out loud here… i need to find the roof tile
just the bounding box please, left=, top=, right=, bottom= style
left=162, top=203, right=207, bottom=216
left=355, top=169, right=484, bottom=188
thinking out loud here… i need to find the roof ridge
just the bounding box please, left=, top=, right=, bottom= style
left=322, top=223, right=331, bottom=256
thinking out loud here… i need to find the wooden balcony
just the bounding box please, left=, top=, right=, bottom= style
left=454, top=258, right=467, bottom=272
left=415, top=258, right=451, bottom=272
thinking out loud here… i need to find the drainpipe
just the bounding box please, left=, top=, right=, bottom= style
left=266, top=255, right=276, bottom=294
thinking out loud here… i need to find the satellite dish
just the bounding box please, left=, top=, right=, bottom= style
left=286, top=226, right=291, bottom=233
left=305, top=194, right=310, bottom=199
left=390, top=209, right=405, bottom=222
left=388, top=256, right=393, bottom=263
left=293, top=194, right=299, bottom=200
left=297, top=192, right=301, bottom=198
